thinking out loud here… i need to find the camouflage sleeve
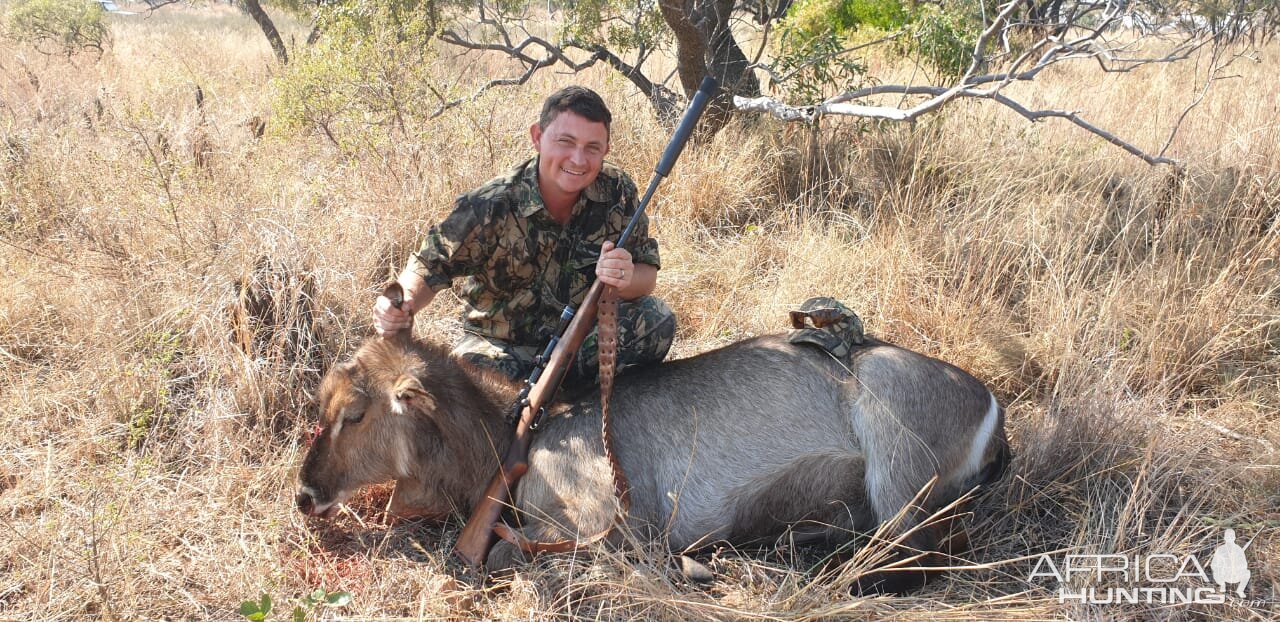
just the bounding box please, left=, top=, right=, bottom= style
left=405, top=198, right=489, bottom=293
left=627, top=213, right=661, bottom=270
left=619, top=173, right=661, bottom=269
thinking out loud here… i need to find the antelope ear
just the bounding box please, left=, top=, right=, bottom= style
left=391, top=375, right=436, bottom=413
left=332, top=357, right=365, bottom=383
left=336, top=358, right=361, bottom=377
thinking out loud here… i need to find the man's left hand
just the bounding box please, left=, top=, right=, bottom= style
left=596, top=241, right=634, bottom=290
left=597, top=241, right=658, bottom=299
left=599, top=241, right=640, bottom=290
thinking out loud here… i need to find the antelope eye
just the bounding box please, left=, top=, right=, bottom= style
left=343, top=409, right=365, bottom=425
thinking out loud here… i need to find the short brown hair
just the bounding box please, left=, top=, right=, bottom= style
left=539, top=86, right=612, bottom=134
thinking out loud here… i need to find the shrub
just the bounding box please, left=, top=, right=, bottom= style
left=271, top=0, right=441, bottom=153
left=3, top=0, right=108, bottom=58
left=769, top=0, right=886, bottom=103
left=769, top=0, right=986, bottom=100
left=902, top=4, right=983, bottom=79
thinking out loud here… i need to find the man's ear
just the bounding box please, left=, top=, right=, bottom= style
left=392, top=375, right=437, bottom=414
left=530, top=122, right=543, bottom=152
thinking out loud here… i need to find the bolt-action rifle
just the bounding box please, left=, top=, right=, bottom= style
left=452, top=76, right=719, bottom=569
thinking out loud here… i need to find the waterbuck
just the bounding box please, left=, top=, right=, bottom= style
left=296, top=332, right=1010, bottom=592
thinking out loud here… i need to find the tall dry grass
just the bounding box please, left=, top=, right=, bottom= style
left=1, top=4, right=1277, bottom=620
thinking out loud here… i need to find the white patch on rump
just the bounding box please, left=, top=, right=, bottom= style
left=963, top=393, right=1000, bottom=476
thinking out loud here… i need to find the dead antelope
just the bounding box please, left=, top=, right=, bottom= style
left=297, top=332, right=1010, bottom=592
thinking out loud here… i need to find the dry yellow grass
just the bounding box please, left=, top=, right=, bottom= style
left=1, top=5, right=1277, bottom=621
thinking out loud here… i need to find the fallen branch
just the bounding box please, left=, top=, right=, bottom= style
left=736, top=84, right=1180, bottom=167
left=1190, top=414, right=1277, bottom=454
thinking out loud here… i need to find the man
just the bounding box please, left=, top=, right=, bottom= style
left=372, top=85, right=675, bottom=384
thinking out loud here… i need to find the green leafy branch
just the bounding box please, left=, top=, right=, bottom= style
left=239, top=589, right=353, bottom=622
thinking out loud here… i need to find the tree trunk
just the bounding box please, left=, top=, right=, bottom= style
left=658, top=0, right=707, bottom=96
left=657, top=0, right=761, bottom=136
left=240, top=0, right=289, bottom=65
left=701, top=0, right=759, bottom=98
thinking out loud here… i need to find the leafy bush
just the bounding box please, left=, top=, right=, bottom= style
left=549, top=0, right=667, bottom=73
left=3, top=0, right=108, bottom=57
left=839, top=0, right=910, bottom=31
left=770, top=23, right=868, bottom=104
left=757, top=0, right=880, bottom=103
left=901, top=5, right=982, bottom=78
left=770, top=0, right=986, bottom=100
left=780, top=0, right=910, bottom=41
left=271, top=0, right=441, bottom=152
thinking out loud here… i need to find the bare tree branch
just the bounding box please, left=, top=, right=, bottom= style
left=428, top=31, right=570, bottom=119
left=586, top=45, right=683, bottom=120
left=434, top=1, right=683, bottom=121
left=1157, top=44, right=1256, bottom=158
left=1006, top=104, right=1181, bottom=167
left=731, top=0, right=1256, bottom=167
left=734, top=85, right=1180, bottom=167
left=133, top=0, right=183, bottom=17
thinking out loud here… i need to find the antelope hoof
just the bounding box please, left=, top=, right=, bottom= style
left=485, top=540, right=527, bottom=577
left=679, top=555, right=714, bottom=584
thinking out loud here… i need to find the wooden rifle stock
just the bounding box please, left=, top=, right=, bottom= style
left=452, top=76, right=719, bottom=570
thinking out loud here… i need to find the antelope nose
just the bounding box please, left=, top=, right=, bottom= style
left=296, top=490, right=315, bottom=515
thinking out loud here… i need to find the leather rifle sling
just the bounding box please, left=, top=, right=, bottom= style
left=595, top=285, right=632, bottom=509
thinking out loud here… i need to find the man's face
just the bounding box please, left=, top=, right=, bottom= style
left=530, top=110, right=610, bottom=201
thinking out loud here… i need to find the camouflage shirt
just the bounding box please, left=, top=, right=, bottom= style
left=407, top=156, right=661, bottom=345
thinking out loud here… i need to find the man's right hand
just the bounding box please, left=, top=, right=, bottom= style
left=373, top=292, right=415, bottom=337
left=373, top=272, right=434, bottom=337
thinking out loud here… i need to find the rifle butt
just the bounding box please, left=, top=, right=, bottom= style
left=453, top=514, right=499, bottom=569
left=452, top=459, right=529, bottom=569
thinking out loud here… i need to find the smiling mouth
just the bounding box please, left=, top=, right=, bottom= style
left=560, top=167, right=587, bottom=176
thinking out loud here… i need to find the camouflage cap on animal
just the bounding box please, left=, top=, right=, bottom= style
left=787, top=296, right=865, bottom=365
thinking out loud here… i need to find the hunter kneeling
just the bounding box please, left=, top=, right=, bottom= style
left=372, top=85, right=674, bottom=384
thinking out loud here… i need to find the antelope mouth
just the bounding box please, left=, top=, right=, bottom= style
left=296, top=486, right=350, bottom=519
left=312, top=503, right=341, bottom=519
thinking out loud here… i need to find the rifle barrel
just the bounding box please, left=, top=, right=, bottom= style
left=655, top=75, right=719, bottom=178
left=618, top=75, right=719, bottom=248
